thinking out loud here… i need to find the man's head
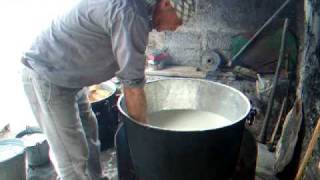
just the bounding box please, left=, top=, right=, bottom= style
left=153, top=0, right=195, bottom=32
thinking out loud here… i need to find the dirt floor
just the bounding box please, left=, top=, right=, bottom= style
left=101, top=148, right=119, bottom=180
left=1, top=123, right=277, bottom=180
left=26, top=148, right=118, bottom=180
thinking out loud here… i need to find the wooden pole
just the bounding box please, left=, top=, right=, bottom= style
left=268, top=97, right=287, bottom=151
left=258, top=18, right=289, bottom=143
left=227, top=0, right=292, bottom=67
left=294, top=117, right=320, bottom=180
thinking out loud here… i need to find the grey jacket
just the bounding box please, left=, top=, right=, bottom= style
left=22, top=0, right=156, bottom=88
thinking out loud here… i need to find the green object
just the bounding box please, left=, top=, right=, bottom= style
left=231, top=28, right=298, bottom=73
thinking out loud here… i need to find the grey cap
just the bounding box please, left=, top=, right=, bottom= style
left=169, top=0, right=196, bottom=22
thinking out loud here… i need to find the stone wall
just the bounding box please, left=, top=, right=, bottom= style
left=298, top=0, right=320, bottom=178
left=148, top=0, right=296, bottom=68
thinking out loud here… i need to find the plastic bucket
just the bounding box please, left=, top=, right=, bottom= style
left=0, top=138, right=26, bottom=180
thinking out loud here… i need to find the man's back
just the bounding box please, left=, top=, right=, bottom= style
left=23, top=0, right=151, bottom=88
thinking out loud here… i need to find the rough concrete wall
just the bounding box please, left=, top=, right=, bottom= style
left=298, top=0, right=320, bottom=178
left=148, top=0, right=296, bottom=67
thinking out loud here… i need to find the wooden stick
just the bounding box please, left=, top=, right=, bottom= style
left=258, top=18, right=289, bottom=143
left=268, top=97, right=287, bottom=151
left=228, top=0, right=292, bottom=66
left=295, top=117, right=320, bottom=180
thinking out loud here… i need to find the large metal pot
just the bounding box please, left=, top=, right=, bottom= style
left=90, top=81, right=119, bottom=151
left=117, top=78, right=251, bottom=180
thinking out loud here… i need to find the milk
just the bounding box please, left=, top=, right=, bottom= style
left=148, top=109, right=232, bottom=131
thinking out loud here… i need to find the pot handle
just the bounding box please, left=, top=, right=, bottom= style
left=112, top=104, right=118, bottom=112
left=16, top=126, right=43, bottom=138
left=103, top=99, right=112, bottom=112
left=104, top=99, right=119, bottom=113
left=246, top=107, right=257, bottom=126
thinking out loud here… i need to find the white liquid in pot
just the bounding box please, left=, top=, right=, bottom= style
left=148, top=109, right=232, bottom=131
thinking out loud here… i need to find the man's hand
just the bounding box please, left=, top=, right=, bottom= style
left=123, top=86, right=148, bottom=124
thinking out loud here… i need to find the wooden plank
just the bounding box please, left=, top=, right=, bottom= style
left=145, top=66, right=207, bottom=78
left=294, top=117, right=320, bottom=180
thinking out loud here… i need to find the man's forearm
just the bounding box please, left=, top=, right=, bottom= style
left=123, top=86, right=147, bottom=123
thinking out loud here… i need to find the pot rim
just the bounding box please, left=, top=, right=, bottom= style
left=117, top=78, right=251, bottom=132
left=0, top=138, right=25, bottom=162
left=89, top=81, right=117, bottom=104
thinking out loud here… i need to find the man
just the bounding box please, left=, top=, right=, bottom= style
left=21, top=0, right=195, bottom=179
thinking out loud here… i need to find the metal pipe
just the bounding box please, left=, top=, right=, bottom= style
left=228, top=0, right=292, bottom=67
left=258, top=18, right=289, bottom=143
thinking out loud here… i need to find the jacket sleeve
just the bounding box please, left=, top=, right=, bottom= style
left=110, top=8, right=149, bottom=88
